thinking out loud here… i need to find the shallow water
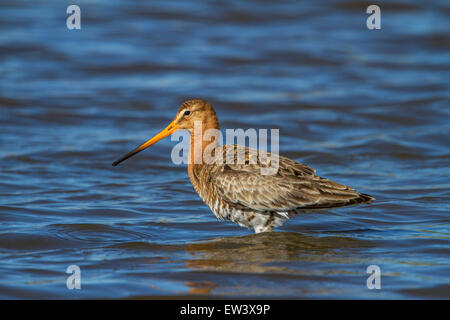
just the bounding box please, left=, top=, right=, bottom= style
left=0, top=0, right=449, bottom=299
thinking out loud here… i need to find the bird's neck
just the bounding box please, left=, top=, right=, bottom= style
left=187, top=117, right=220, bottom=179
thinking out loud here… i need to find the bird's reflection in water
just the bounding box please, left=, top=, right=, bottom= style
left=185, top=281, right=219, bottom=295
left=182, top=232, right=372, bottom=295
left=184, top=232, right=372, bottom=272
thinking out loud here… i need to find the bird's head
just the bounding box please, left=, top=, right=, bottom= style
left=112, top=99, right=218, bottom=166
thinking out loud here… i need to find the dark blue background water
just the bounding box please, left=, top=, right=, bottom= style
left=0, top=0, right=449, bottom=298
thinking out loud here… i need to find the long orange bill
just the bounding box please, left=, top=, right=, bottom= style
left=112, top=120, right=178, bottom=166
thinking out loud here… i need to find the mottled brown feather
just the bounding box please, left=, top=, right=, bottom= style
left=189, top=144, right=374, bottom=232
left=207, top=145, right=372, bottom=211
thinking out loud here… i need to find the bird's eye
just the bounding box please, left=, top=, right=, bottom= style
left=184, top=110, right=191, bottom=116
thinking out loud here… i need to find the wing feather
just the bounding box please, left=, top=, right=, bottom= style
left=210, top=145, right=372, bottom=212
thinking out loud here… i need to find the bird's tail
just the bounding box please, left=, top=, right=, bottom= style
left=351, top=193, right=375, bottom=205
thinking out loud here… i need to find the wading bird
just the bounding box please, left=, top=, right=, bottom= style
left=112, top=99, right=373, bottom=233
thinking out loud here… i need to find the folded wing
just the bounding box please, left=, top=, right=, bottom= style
left=210, top=145, right=373, bottom=213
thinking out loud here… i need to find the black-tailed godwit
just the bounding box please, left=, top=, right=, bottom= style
left=113, top=99, right=373, bottom=233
